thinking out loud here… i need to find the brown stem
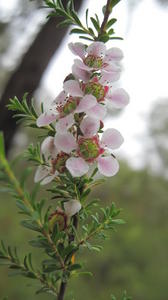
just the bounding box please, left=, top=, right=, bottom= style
left=57, top=281, right=67, bottom=300
left=99, top=0, right=112, bottom=36
left=58, top=214, right=79, bottom=299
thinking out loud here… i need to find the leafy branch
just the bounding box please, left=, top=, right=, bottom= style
left=0, top=133, right=65, bottom=270
left=78, top=203, right=125, bottom=250
left=7, top=93, right=55, bottom=133
left=43, top=0, right=123, bottom=42
left=0, top=241, right=58, bottom=296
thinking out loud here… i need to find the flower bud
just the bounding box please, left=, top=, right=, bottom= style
left=64, top=200, right=81, bottom=217
left=48, top=209, right=67, bottom=232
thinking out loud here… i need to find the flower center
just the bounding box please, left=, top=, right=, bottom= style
left=57, top=97, right=78, bottom=117
left=51, top=152, right=69, bottom=173
left=78, top=136, right=104, bottom=162
left=63, top=97, right=78, bottom=115
left=84, top=82, right=105, bottom=101
left=84, top=55, right=103, bottom=69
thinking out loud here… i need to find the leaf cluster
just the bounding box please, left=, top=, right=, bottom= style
left=7, top=94, right=55, bottom=134
left=0, top=241, right=37, bottom=279
left=7, top=93, right=38, bottom=127
left=79, top=203, right=125, bottom=252
left=43, top=0, right=123, bottom=42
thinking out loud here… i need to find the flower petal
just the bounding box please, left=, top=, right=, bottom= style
left=64, top=200, right=81, bottom=217
left=72, top=63, right=90, bottom=82
left=87, top=42, right=106, bottom=57
left=75, top=95, right=97, bottom=113
left=34, top=165, right=49, bottom=183
left=107, top=88, right=130, bottom=108
left=80, top=116, right=100, bottom=137
left=104, top=47, right=123, bottom=62
left=63, top=80, right=83, bottom=97
left=97, top=156, right=119, bottom=177
left=66, top=157, right=89, bottom=177
left=54, top=132, right=77, bottom=153
left=41, top=136, right=58, bottom=158
left=68, top=42, right=86, bottom=59
left=100, top=69, right=121, bottom=84
left=104, top=62, right=121, bottom=72
left=40, top=173, right=57, bottom=185
left=36, top=112, right=57, bottom=127
left=86, top=103, right=107, bottom=120
left=101, top=128, right=124, bottom=149
left=53, top=91, right=67, bottom=105
left=74, top=58, right=91, bottom=71
left=55, top=114, right=74, bottom=133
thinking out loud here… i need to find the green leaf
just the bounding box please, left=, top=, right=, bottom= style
left=16, top=200, right=30, bottom=215
left=76, top=271, right=93, bottom=277
left=98, top=33, right=110, bottom=43
left=29, top=238, right=49, bottom=249
left=106, top=18, right=117, bottom=29
left=79, top=36, right=94, bottom=41
left=57, top=19, right=73, bottom=28
left=90, top=17, right=100, bottom=32
left=85, top=8, right=89, bottom=28
left=110, top=36, right=123, bottom=40
left=0, top=132, right=5, bottom=158
left=111, top=219, right=125, bottom=225
left=110, top=0, right=121, bottom=8
left=67, top=0, right=74, bottom=13
left=20, top=220, right=41, bottom=233
left=68, top=263, right=82, bottom=271
left=71, top=10, right=82, bottom=27
left=108, top=28, right=115, bottom=35
left=70, top=28, right=88, bottom=35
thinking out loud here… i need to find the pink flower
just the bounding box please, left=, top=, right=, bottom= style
left=34, top=137, right=58, bottom=185
left=69, top=41, right=123, bottom=84
left=36, top=82, right=99, bottom=130
left=34, top=136, right=69, bottom=184
left=63, top=78, right=129, bottom=116
left=63, top=79, right=107, bottom=120
left=54, top=126, right=124, bottom=177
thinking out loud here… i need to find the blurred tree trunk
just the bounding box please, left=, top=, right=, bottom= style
left=0, top=0, right=83, bottom=153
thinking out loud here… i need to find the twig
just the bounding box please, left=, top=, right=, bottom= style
left=98, top=0, right=112, bottom=37
left=0, top=154, right=65, bottom=270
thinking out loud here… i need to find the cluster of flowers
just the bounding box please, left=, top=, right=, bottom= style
left=34, top=41, right=129, bottom=216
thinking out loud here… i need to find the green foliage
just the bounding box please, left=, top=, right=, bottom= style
left=7, top=94, right=55, bottom=135
left=43, top=0, right=123, bottom=42
left=0, top=241, right=36, bottom=279
left=109, top=0, right=122, bottom=9
left=24, top=143, right=45, bottom=165
left=0, top=146, right=124, bottom=297
left=7, top=93, right=38, bottom=127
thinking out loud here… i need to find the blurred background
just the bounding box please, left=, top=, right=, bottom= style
left=0, top=0, right=168, bottom=299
